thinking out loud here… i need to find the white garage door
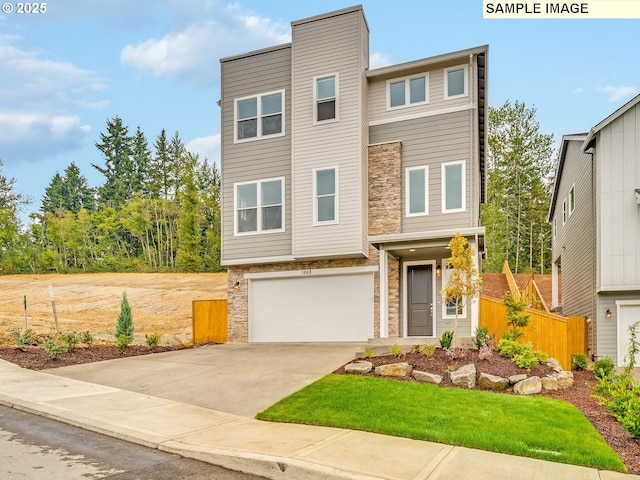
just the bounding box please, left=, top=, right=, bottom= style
left=248, top=272, right=374, bottom=342
left=618, top=301, right=640, bottom=366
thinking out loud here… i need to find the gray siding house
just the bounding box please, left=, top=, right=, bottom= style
left=549, top=94, right=640, bottom=366
left=220, top=6, right=488, bottom=343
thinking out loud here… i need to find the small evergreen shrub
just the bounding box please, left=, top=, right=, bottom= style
left=498, top=338, right=547, bottom=371
left=10, top=328, right=37, bottom=349
left=439, top=330, right=453, bottom=349
left=145, top=332, right=161, bottom=349
left=43, top=339, right=68, bottom=359
left=58, top=331, right=80, bottom=352
left=115, top=291, right=134, bottom=348
left=418, top=344, right=436, bottom=358
left=362, top=347, right=376, bottom=359
left=571, top=354, right=589, bottom=371
left=115, top=333, right=132, bottom=351
left=473, top=326, right=493, bottom=349
left=390, top=344, right=405, bottom=358
left=594, top=357, right=615, bottom=380
left=512, top=350, right=541, bottom=371
left=79, top=330, right=93, bottom=346
left=497, top=338, right=527, bottom=357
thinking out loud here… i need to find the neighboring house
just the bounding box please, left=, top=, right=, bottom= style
left=220, top=6, right=487, bottom=343
left=549, top=94, right=640, bottom=366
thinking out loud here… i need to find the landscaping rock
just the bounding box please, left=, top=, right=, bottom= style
left=508, top=374, right=527, bottom=385
left=541, top=376, right=558, bottom=391
left=450, top=363, right=476, bottom=388
left=546, top=358, right=563, bottom=373
left=413, top=370, right=443, bottom=385
left=557, top=371, right=574, bottom=388
left=478, top=372, right=509, bottom=391
left=375, top=362, right=413, bottom=377
left=345, top=361, right=373, bottom=374
left=514, top=376, right=542, bottom=395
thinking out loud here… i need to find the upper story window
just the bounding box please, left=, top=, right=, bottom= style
left=314, top=74, right=338, bottom=123
left=444, top=65, right=468, bottom=99
left=442, top=160, right=466, bottom=213
left=235, top=90, right=284, bottom=143
left=234, top=177, right=284, bottom=235
left=562, top=199, right=567, bottom=225
left=568, top=185, right=576, bottom=216
left=406, top=166, right=429, bottom=216
left=314, top=167, right=338, bottom=224
left=387, top=74, right=428, bottom=110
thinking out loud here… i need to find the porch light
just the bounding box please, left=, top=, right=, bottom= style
left=605, top=309, right=612, bottom=319
left=436, top=264, right=441, bottom=276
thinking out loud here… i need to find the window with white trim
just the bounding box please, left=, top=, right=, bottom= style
left=444, top=65, right=468, bottom=99
left=442, top=161, right=465, bottom=213
left=568, top=185, right=575, bottom=216
left=314, top=74, right=338, bottom=123
left=387, top=74, right=428, bottom=109
left=406, top=166, right=428, bottom=216
left=442, top=263, right=466, bottom=318
left=234, top=90, right=284, bottom=143
left=562, top=199, right=567, bottom=225
left=234, top=178, right=284, bottom=235
left=314, top=167, right=338, bottom=224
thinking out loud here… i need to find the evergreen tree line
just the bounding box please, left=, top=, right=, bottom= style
left=0, top=117, right=222, bottom=274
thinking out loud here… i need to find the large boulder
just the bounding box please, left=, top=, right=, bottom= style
left=541, top=376, right=558, bottom=391
left=546, top=358, right=563, bottom=373
left=345, top=361, right=373, bottom=374
left=557, top=371, right=574, bottom=389
left=478, top=372, right=509, bottom=391
left=450, top=364, right=476, bottom=388
left=375, top=362, right=413, bottom=377
left=514, top=376, right=542, bottom=395
left=508, top=374, right=528, bottom=385
left=413, top=371, right=443, bottom=385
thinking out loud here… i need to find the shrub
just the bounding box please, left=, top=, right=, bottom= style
left=390, top=344, right=405, bottom=358
left=594, top=357, right=615, bottom=380
left=593, top=372, right=640, bottom=439
left=115, top=333, right=132, bottom=351
left=497, top=338, right=527, bottom=358
left=473, top=326, right=493, bottom=349
left=43, top=339, right=68, bottom=359
left=497, top=338, right=547, bottom=371
left=115, top=291, right=134, bottom=346
left=10, top=328, right=38, bottom=349
left=503, top=293, right=530, bottom=341
left=418, top=344, right=436, bottom=358
left=439, top=330, right=453, bottom=349
left=571, top=354, right=589, bottom=371
left=145, top=332, right=161, bottom=350
left=79, top=330, right=93, bottom=346
left=362, top=347, right=376, bottom=359
left=513, top=350, right=541, bottom=371
left=58, top=331, right=80, bottom=352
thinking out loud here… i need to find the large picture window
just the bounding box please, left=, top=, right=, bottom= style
left=314, top=167, right=338, bottom=224
left=406, top=166, right=428, bottom=216
left=315, top=74, right=338, bottom=123
left=442, top=161, right=465, bottom=213
left=388, top=74, right=428, bottom=109
left=234, top=178, right=284, bottom=235
left=235, top=90, right=284, bottom=142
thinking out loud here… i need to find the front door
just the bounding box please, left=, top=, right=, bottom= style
left=407, top=264, right=433, bottom=336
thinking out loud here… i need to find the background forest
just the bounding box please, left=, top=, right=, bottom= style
left=0, top=101, right=554, bottom=275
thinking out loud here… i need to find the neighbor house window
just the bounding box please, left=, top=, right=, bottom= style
left=562, top=199, right=567, bottom=225
left=568, top=185, right=575, bottom=216
left=406, top=166, right=429, bottom=216
left=235, top=90, right=284, bottom=142
left=314, top=167, right=338, bottom=224
left=315, top=74, right=338, bottom=122
left=443, top=263, right=465, bottom=318
left=234, top=178, right=284, bottom=235
left=388, top=74, right=428, bottom=109
left=442, top=161, right=465, bottom=213
left=444, top=65, right=468, bottom=99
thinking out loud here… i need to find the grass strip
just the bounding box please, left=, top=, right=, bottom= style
left=257, top=374, right=625, bottom=472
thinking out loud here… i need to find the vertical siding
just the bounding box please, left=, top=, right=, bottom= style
left=220, top=46, right=293, bottom=263
left=370, top=111, right=476, bottom=233
left=291, top=9, right=368, bottom=258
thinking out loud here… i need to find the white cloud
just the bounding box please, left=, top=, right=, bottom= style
left=186, top=134, right=220, bottom=164
left=572, top=87, right=585, bottom=95
left=370, top=52, right=392, bottom=70
left=597, top=85, right=638, bottom=103
left=120, top=5, right=290, bottom=86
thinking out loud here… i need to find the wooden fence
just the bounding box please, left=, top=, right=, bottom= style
left=479, top=295, right=587, bottom=370
left=192, top=299, right=228, bottom=344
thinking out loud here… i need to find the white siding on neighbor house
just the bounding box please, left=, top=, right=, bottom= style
left=291, top=8, right=368, bottom=259
left=597, top=103, right=640, bottom=290
left=221, top=46, right=293, bottom=263
left=370, top=111, right=477, bottom=233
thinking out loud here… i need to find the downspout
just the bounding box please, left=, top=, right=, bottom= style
left=587, top=146, right=596, bottom=361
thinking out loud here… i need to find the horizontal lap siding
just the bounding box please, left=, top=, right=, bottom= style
left=221, top=47, right=293, bottom=262
left=292, top=10, right=367, bottom=258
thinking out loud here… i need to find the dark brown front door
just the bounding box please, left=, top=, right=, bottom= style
left=408, top=264, right=433, bottom=336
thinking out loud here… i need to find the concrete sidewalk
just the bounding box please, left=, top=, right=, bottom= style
left=0, top=360, right=637, bottom=480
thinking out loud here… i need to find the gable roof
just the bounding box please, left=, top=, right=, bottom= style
left=548, top=133, right=587, bottom=221
left=583, top=93, right=640, bottom=150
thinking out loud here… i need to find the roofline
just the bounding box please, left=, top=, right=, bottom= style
left=220, top=42, right=291, bottom=64
left=548, top=133, right=588, bottom=222
left=583, top=93, right=640, bottom=150
left=291, top=5, right=369, bottom=32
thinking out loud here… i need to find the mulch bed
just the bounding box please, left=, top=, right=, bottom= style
left=334, top=347, right=640, bottom=474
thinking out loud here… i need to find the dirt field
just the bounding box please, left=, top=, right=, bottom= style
left=0, top=273, right=228, bottom=345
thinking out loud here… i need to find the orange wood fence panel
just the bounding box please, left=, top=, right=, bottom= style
left=479, top=295, right=587, bottom=370
left=192, top=299, right=228, bottom=344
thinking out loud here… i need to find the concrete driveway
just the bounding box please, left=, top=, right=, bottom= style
left=45, top=343, right=358, bottom=418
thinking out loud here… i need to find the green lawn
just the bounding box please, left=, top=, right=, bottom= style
left=257, top=374, right=625, bottom=472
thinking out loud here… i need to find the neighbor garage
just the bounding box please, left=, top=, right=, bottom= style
left=617, top=300, right=640, bottom=366
left=247, top=267, right=375, bottom=342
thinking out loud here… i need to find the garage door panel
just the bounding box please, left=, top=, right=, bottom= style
left=249, top=273, right=373, bottom=342
left=618, top=303, right=640, bottom=366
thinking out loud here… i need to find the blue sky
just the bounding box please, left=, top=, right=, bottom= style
left=1, top=0, right=638, bottom=221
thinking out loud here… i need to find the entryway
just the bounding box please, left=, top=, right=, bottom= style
left=407, top=263, right=434, bottom=336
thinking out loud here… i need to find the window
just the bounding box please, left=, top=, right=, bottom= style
left=568, top=185, right=575, bottom=216
left=562, top=199, right=567, bottom=225
left=234, top=178, right=284, bottom=235
left=406, top=166, right=428, bottom=216
left=553, top=217, right=557, bottom=239
left=442, top=264, right=465, bottom=318
left=444, top=65, right=468, bottom=99
left=388, top=74, right=428, bottom=109
left=314, top=167, right=338, bottom=224
left=315, top=74, right=338, bottom=122
left=235, top=90, right=284, bottom=142
left=442, top=161, right=465, bottom=213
